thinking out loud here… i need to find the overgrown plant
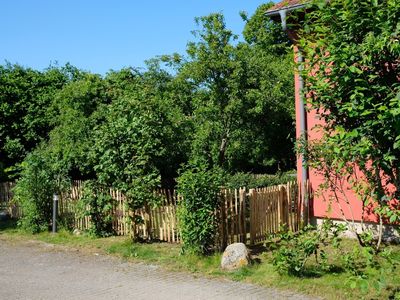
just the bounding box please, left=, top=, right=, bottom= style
left=299, top=0, right=400, bottom=250
left=91, top=97, right=165, bottom=241
left=177, top=163, right=223, bottom=255
left=271, top=220, right=346, bottom=276
left=13, top=148, right=67, bottom=233
left=77, top=180, right=114, bottom=237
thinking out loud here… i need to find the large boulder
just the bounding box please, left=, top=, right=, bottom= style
left=221, top=242, right=250, bottom=271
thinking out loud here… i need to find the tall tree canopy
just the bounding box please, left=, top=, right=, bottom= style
left=179, top=12, right=294, bottom=173
left=0, top=63, right=81, bottom=180
left=2, top=4, right=296, bottom=185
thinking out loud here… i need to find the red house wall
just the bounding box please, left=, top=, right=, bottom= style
left=293, top=45, right=378, bottom=223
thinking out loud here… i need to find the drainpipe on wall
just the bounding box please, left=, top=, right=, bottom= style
left=266, top=6, right=309, bottom=223
left=297, top=50, right=309, bottom=224
left=279, top=9, right=288, bottom=30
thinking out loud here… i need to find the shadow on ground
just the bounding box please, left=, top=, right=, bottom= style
left=0, top=218, right=18, bottom=231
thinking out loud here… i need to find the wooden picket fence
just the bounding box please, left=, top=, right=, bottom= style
left=0, top=180, right=309, bottom=246
left=218, top=181, right=306, bottom=247
left=58, top=181, right=181, bottom=243
left=218, top=188, right=247, bottom=249
left=248, top=181, right=303, bottom=244
left=0, top=181, right=21, bottom=218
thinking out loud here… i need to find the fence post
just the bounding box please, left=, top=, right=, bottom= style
left=249, top=189, right=255, bottom=245
left=219, top=191, right=228, bottom=251
left=279, top=185, right=287, bottom=228
left=239, top=188, right=246, bottom=243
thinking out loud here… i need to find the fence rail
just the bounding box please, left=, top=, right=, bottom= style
left=0, top=180, right=310, bottom=246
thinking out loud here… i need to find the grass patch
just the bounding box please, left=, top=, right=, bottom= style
left=1, top=219, right=399, bottom=300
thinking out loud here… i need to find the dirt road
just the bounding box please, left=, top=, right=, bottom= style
left=0, top=240, right=317, bottom=300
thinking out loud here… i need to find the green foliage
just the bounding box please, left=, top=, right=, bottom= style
left=272, top=220, right=346, bottom=276
left=77, top=180, right=114, bottom=237
left=90, top=76, right=174, bottom=237
left=271, top=220, right=400, bottom=295
left=241, top=2, right=291, bottom=55
left=177, top=163, right=224, bottom=254
left=13, top=147, right=68, bottom=233
left=181, top=12, right=295, bottom=173
left=299, top=0, right=400, bottom=247
left=91, top=98, right=161, bottom=228
left=0, top=63, right=79, bottom=180
left=46, top=73, right=109, bottom=178
left=224, top=172, right=296, bottom=189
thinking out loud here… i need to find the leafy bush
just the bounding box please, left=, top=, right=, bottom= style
left=91, top=97, right=166, bottom=240
left=76, top=180, right=114, bottom=237
left=224, top=172, right=296, bottom=189
left=177, top=163, right=224, bottom=255
left=271, top=220, right=346, bottom=276
left=13, top=149, right=67, bottom=233
left=299, top=0, right=400, bottom=250
left=270, top=219, right=399, bottom=295
left=340, top=232, right=399, bottom=293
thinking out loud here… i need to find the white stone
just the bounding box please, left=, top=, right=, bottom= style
left=221, top=242, right=250, bottom=271
left=73, top=229, right=82, bottom=236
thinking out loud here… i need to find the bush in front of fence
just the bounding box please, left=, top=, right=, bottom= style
left=13, top=148, right=68, bottom=233
left=177, top=163, right=224, bottom=255
left=76, top=180, right=114, bottom=237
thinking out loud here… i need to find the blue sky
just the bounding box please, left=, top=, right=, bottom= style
left=1, top=1, right=276, bottom=74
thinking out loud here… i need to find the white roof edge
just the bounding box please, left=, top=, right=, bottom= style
left=265, top=3, right=307, bottom=16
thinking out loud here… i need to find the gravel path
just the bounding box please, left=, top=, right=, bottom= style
left=0, top=240, right=318, bottom=300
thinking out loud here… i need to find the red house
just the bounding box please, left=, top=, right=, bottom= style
left=266, top=0, right=398, bottom=238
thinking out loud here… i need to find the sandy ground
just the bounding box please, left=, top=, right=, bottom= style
left=0, top=239, right=318, bottom=300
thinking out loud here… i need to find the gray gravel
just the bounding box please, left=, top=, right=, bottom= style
left=0, top=239, right=318, bottom=300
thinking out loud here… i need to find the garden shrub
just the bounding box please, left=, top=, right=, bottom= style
left=340, top=232, right=399, bottom=293
left=224, top=171, right=296, bottom=189
left=76, top=180, right=114, bottom=237
left=177, top=163, right=224, bottom=255
left=13, top=148, right=67, bottom=233
left=271, top=220, right=346, bottom=276
left=270, top=219, right=400, bottom=294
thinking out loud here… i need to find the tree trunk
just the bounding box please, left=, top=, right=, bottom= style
left=218, top=137, right=228, bottom=166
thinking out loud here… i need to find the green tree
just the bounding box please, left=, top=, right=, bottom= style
left=180, top=12, right=294, bottom=173
left=46, top=73, right=109, bottom=178
left=299, top=0, right=400, bottom=249
left=92, top=66, right=190, bottom=239
left=241, top=2, right=291, bottom=55
left=0, top=63, right=79, bottom=180
left=176, top=11, right=294, bottom=254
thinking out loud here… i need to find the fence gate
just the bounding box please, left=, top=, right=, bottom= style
left=249, top=182, right=301, bottom=245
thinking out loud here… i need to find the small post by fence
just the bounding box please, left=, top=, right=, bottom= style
left=52, top=193, right=59, bottom=233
